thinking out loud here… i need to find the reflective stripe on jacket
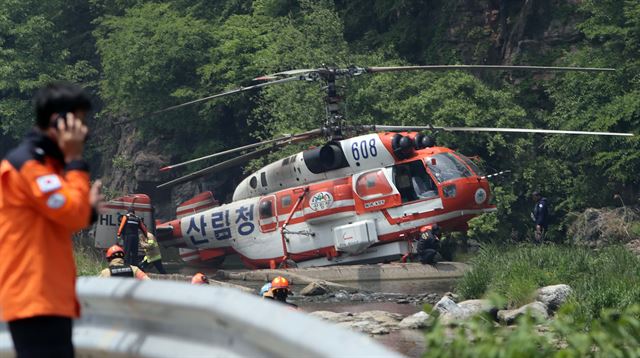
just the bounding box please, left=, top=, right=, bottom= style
left=117, top=213, right=148, bottom=237
left=99, top=258, right=149, bottom=280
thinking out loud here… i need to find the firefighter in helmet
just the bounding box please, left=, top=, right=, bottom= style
left=416, top=224, right=442, bottom=265
left=139, top=232, right=166, bottom=274
left=263, top=276, right=297, bottom=308
left=191, top=272, right=209, bottom=284
left=99, top=245, right=149, bottom=280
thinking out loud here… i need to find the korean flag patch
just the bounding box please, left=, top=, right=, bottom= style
left=36, top=174, right=62, bottom=193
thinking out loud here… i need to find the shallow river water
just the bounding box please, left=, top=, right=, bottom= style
left=172, top=265, right=456, bottom=357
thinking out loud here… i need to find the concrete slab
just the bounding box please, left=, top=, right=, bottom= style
left=147, top=273, right=255, bottom=293
left=217, top=262, right=469, bottom=283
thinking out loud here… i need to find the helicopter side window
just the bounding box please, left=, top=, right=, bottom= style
left=355, top=169, right=394, bottom=200
left=259, top=198, right=274, bottom=219
left=281, top=195, right=292, bottom=208
left=393, top=160, right=438, bottom=203
left=260, top=172, right=267, bottom=187
left=426, top=153, right=472, bottom=183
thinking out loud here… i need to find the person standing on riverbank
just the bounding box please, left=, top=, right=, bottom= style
left=117, top=207, right=148, bottom=265
left=531, top=191, right=549, bottom=243
left=0, top=82, right=103, bottom=357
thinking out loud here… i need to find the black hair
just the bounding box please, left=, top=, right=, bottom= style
left=33, top=82, right=92, bottom=129
left=532, top=190, right=542, bottom=197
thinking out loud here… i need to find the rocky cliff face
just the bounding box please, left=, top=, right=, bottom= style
left=91, top=117, right=230, bottom=220
left=427, top=0, right=584, bottom=65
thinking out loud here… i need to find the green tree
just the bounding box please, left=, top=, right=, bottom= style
left=0, top=0, right=97, bottom=138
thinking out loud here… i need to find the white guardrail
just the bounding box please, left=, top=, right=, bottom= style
left=0, top=277, right=403, bottom=358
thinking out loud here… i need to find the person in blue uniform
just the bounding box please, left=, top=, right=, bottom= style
left=531, top=191, right=549, bottom=243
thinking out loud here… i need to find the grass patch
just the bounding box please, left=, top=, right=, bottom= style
left=456, top=244, right=640, bottom=321
left=424, top=304, right=640, bottom=357
left=74, top=244, right=106, bottom=276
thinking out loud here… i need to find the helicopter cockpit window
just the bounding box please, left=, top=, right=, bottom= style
left=426, top=153, right=472, bottom=183
left=456, top=153, right=485, bottom=177
left=393, top=160, right=438, bottom=203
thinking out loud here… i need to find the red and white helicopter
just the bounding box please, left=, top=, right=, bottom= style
left=94, top=65, right=632, bottom=269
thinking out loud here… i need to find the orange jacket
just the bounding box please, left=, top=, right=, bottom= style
left=0, top=131, right=92, bottom=322
left=117, top=213, right=148, bottom=237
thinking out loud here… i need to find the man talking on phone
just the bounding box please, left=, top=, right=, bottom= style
left=0, top=82, right=103, bottom=357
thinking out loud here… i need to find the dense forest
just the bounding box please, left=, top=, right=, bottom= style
left=1, top=0, right=638, bottom=241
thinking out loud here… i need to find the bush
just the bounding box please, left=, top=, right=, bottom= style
left=424, top=304, right=640, bottom=357
left=74, top=244, right=105, bottom=276
left=456, top=244, right=640, bottom=322
left=567, top=207, right=640, bottom=245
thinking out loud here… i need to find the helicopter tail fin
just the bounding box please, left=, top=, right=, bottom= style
left=94, top=194, right=153, bottom=249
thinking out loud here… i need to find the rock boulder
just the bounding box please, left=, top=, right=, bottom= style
left=310, top=310, right=404, bottom=335
left=497, top=301, right=549, bottom=325
left=399, top=311, right=430, bottom=329
left=300, top=281, right=330, bottom=296
left=434, top=297, right=496, bottom=323
left=536, top=284, right=572, bottom=312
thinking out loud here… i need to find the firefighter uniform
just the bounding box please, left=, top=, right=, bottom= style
left=0, top=130, right=93, bottom=322
left=417, top=227, right=441, bottom=265
left=139, top=233, right=166, bottom=274
left=99, top=258, right=149, bottom=280
left=117, top=211, right=148, bottom=265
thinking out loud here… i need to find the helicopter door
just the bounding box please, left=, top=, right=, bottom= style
left=393, top=160, right=439, bottom=203
left=384, top=160, right=443, bottom=219
left=352, top=169, right=402, bottom=213
left=258, top=195, right=277, bottom=232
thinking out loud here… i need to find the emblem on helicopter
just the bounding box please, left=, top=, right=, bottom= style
left=309, top=192, right=334, bottom=211
left=474, top=188, right=487, bottom=204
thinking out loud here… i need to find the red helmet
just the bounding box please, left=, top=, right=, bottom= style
left=191, top=273, right=209, bottom=285
left=420, top=225, right=433, bottom=233
left=106, top=245, right=125, bottom=260
left=271, top=276, right=290, bottom=290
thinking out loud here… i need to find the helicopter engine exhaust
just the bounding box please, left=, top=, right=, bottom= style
left=303, top=142, right=349, bottom=174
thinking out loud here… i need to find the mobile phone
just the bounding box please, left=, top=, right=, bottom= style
left=50, top=112, right=68, bottom=130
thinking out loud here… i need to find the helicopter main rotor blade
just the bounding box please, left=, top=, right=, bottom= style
left=254, top=69, right=319, bottom=81
left=157, top=147, right=274, bottom=189
left=371, top=125, right=634, bottom=136
left=157, top=129, right=321, bottom=189
left=152, top=75, right=305, bottom=115
left=149, top=65, right=615, bottom=116
left=365, top=65, right=615, bottom=73
left=160, top=128, right=323, bottom=172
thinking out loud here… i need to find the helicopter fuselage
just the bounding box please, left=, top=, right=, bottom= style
left=155, top=132, right=496, bottom=268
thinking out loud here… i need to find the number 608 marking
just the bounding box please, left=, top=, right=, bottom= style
left=351, top=139, right=378, bottom=161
